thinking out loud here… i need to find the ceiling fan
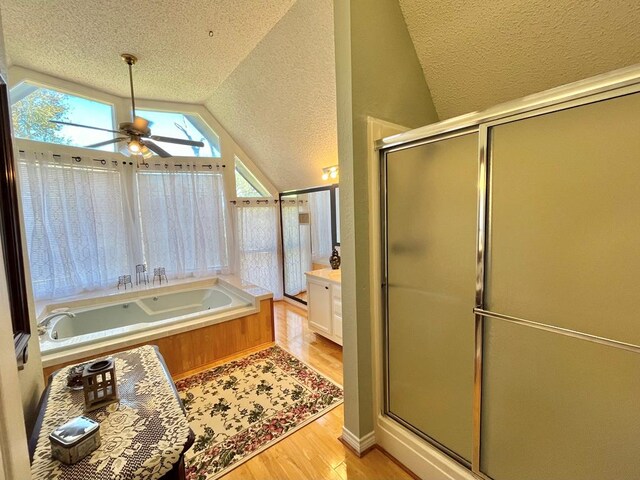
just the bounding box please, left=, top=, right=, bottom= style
left=49, top=53, right=204, bottom=158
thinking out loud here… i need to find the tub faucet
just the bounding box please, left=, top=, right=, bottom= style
left=38, top=312, right=75, bottom=336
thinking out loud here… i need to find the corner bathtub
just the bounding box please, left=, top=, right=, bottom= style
left=39, top=278, right=275, bottom=376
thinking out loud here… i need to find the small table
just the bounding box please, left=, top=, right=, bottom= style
left=30, top=345, right=194, bottom=480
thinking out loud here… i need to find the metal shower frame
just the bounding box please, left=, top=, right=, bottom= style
left=377, top=65, right=640, bottom=479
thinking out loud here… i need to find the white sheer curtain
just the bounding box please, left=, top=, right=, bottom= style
left=17, top=146, right=234, bottom=300
left=309, top=190, right=333, bottom=264
left=137, top=166, right=231, bottom=278
left=18, top=151, right=135, bottom=299
left=235, top=201, right=282, bottom=299
left=281, top=201, right=305, bottom=295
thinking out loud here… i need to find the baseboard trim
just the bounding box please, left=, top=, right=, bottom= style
left=341, top=427, right=376, bottom=456
left=376, top=415, right=476, bottom=480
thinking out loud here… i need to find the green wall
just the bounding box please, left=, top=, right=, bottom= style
left=334, top=0, right=439, bottom=437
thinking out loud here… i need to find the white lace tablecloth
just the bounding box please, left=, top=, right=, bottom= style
left=31, top=345, right=192, bottom=480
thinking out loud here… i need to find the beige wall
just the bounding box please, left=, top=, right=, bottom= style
left=334, top=0, right=438, bottom=437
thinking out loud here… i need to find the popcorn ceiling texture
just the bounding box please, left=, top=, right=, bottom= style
left=1, top=0, right=335, bottom=191
left=398, top=0, right=640, bottom=119
left=4, top=0, right=639, bottom=189
left=205, top=0, right=337, bottom=191
left=0, top=0, right=296, bottom=103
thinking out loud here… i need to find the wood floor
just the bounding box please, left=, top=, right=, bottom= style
left=220, top=300, right=414, bottom=480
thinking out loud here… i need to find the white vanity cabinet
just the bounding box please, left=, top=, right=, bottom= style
left=305, top=269, right=342, bottom=346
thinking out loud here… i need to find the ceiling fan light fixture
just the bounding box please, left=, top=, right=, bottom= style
left=128, top=139, right=142, bottom=154
left=140, top=144, right=153, bottom=159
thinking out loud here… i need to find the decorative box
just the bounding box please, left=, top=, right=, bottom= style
left=50, top=416, right=101, bottom=465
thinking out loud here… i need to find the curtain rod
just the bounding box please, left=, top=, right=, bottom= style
left=18, top=150, right=226, bottom=169
left=229, top=199, right=279, bottom=205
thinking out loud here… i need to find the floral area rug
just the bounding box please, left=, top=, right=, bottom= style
left=175, top=345, right=343, bottom=480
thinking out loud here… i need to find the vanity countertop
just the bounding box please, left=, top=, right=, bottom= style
left=305, top=268, right=341, bottom=285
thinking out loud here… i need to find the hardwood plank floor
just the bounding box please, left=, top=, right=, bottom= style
left=220, top=300, right=413, bottom=480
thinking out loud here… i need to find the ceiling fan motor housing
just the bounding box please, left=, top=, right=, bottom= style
left=118, top=121, right=151, bottom=136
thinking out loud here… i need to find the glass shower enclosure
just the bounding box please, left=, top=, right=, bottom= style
left=280, top=185, right=339, bottom=305
left=380, top=81, right=640, bottom=479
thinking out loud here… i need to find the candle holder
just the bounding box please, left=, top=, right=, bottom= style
left=117, top=274, right=132, bottom=290
left=135, top=264, right=149, bottom=285
left=82, top=358, right=119, bottom=412
left=153, top=267, right=168, bottom=285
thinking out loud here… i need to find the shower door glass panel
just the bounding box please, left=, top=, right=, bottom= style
left=481, top=318, right=640, bottom=479
left=486, top=92, right=640, bottom=344
left=281, top=194, right=309, bottom=299
left=483, top=92, right=640, bottom=478
left=386, top=132, right=478, bottom=462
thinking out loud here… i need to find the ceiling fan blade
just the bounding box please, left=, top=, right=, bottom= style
left=132, top=116, right=149, bottom=132
left=148, top=135, right=205, bottom=147
left=143, top=140, right=172, bottom=158
left=85, top=137, right=128, bottom=148
left=49, top=120, right=121, bottom=134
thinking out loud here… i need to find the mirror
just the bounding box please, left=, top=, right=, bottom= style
left=0, top=80, right=31, bottom=368
left=280, top=185, right=339, bottom=305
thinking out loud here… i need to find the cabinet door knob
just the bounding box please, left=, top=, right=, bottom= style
left=325, top=286, right=329, bottom=290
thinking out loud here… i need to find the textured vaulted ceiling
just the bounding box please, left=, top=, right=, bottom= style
left=0, top=0, right=336, bottom=191
left=399, top=0, right=640, bottom=119
left=0, top=0, right=296, bottom=103
left=205, top=0, right=337, bottom=192
left=4, top=0, right=640, bottom=191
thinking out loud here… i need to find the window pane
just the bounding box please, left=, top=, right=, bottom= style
left=11, top=83, right=115, bottom=151
left=235, top=157, right=268, bottom=197
left=137, top=110, right=220, bottom=158
left=235, top=168, right=263, bottom=197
